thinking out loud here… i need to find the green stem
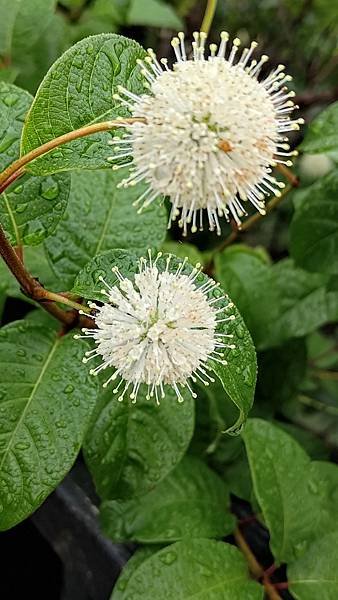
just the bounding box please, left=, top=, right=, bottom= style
left=44, top=290, right=91, bottom=314
left=201, top=0, right=217, bottom=35
left=311, top=369, right=338, bottom=381
left=298, top=394, right=338, bottom=416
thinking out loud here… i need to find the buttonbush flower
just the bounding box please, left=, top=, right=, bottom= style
left=76, top=252, right=235, bottom=404
left=108, top=32, right=302, bottom=235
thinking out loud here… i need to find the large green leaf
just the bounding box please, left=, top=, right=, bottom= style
left=45, top=169, right=166, bottom=288
left=74, top=249, right=257, bottom=434
left=84, top=383, right=194, bottom=500
left=290, top=170, right=338, bottom=275
left=100, top=456, right=234, bottom=542
left=15, top=12, right=69, bottom=95
left=301, top=101, right=338, bottom=157
left=126, top=0, right=183, bottom=28
left=0, top=321, right=98, bottom=530
left=265, top=259, right=338, bottom=347
left=288, top=533, right=338, bottom=600
left=1, top=172, right=70, bottom=246
left=242, top=419, right=338, bottom=563
left=21, top=34, right=147, bottom=175
left=215, top=246, right=278, bottom=348
left=0, top=0, right=56, bottom=59
left=215, top=249, right=338, bottom=349
left=0, top=82, right=71, bottom=245
left=111, top=539, right=263, bottom=599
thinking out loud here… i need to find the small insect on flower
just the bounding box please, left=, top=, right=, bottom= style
left=107, top=31, right=303, bottom=235
left=75, top=252, right=236, bottom=405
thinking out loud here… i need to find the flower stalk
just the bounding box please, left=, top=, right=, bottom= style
left=0, top=117, right=144, bottom=194
left=201, top=0, right=218, bottom=35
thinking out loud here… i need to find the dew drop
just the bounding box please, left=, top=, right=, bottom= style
left=3, top=94, right=19, bottom=107
left=64, top=384, right=74, bottom=394
left=40, top=180, right=59, bottom=200
left=15, top=202, right=28, bottom=214
left=159, top=550, right=177, bottom=565
left=15, top=441, right=30, bottom=450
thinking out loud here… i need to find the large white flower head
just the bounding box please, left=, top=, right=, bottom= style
left=76, top=252, right=235, bottom=404
left=108, top=32, right=303, bottom=235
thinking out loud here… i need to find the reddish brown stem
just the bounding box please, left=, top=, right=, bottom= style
left=0, top=168, right=25, bottom=195
left=0, top=222, right=93, bottom=328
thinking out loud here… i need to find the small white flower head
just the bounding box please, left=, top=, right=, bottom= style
left=108, top=32, right=302, bottom=235
left=76, top=252, right=235, bottom=405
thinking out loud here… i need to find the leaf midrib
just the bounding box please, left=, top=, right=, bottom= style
left=3, top=191, right=21, bottom=246
left=0, top=335, right=60, bottom=472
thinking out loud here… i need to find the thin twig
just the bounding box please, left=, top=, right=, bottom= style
left=297, top=394, right=338, bottom=416
left=234, top=528, right=283, bottom=600
left=311, top=369, right=338, bottom=381
left=276, top=164, right=299, bottom=187
left=234, top=527, right=262, bottom=579
left=210, top=184, right=292, bottom=258
left=201, top=0, right=217, bottom=35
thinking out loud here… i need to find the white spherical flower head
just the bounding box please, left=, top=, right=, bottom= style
left=108, top=32, right=303, bottom=235
left=76, top=252, right=235, bottom=404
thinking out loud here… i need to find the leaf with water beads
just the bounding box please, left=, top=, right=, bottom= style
left=243, top=419, right=338, bottom=564
left=84, top=382, right=194, bottom=500
left=111, top=539, right=264, bottom=599
left=0, top=321, right=98, bottom=530
left=0, top=81, right=71, bottom=245
left=100, top=455, right=235, bottom=542
left=21, top=34, right=148, bottom=175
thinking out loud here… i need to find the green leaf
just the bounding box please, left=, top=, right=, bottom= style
left=214, top=246, right=278, bottom=348
left=262, top=259, right=338, bottom=348
left=45, top=170, right=166, bottom=288
left=275, top=422, right=329, bottom=461
left=0, top=81, right=32, bottom=172
left=113, top=546, right=162, bottom=600
left=216, top=247, right=338, bottom=349
left=1, top=172, right=70, bottom=246
left=290, top=170, right=338, bottom=275
left=0, top=82, right=70, bottom=245
left=301, top=101, right=338, bottom=156
left=242, top=419, right=338, bottom=563
left=15, top=12, right=70, bottom=95
left=288, top=533, right=338, bottom=600
left=100, top=455, right=234, bottom=542
left=21, top=34, right=147, bottom=175
left=0, top=0, right=56, bottom=59
left=110, top=539, right=264, bottom=599
left=74, top=249, right=257, bottom=434
left=126, top=0, right=183, bottom=29
left=84, top=383, right=194, bottom=500
left=0, top=321, right=98, bottom=530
